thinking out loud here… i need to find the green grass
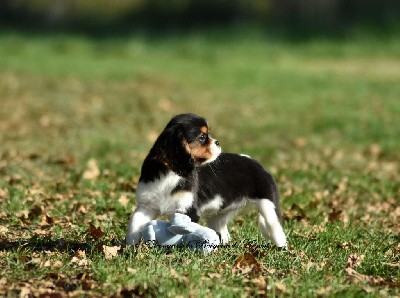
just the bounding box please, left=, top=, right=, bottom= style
left=0, top=29, right=399, bottom=297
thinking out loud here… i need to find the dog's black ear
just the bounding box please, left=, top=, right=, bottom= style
left=150, top=124, right=194, bottom=177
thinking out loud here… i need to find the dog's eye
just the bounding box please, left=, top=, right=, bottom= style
left=198, top=134, right=208, bottom=143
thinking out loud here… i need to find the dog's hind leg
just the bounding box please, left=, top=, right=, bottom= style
left=256, top=199, right=287, bottom=248
left=206, top=212, right=233, bottom=244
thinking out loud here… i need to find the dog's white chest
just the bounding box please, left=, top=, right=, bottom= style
left=136, top=171, right=193, bottom=214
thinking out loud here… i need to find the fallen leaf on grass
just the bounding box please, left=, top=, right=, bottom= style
left=252, top=276, right=268, bottom=291
left=28, top=205, right=43, bottom=220
left=315, top=285, right=332, bottom=296
left=170, top=268, right=190, bottom=285
left=0, top=188, right=8, bottom=199
left=233, top=253, right=262, bottom=276
left=284, top=204, right=308, bottom=222
left=346, top=254, right=365, bottom=269
left=327, top=207, right=349, bottom=223
left=0, top=278, right=7, bottom=295
left=207, top=273, right=222, bottom=279
left=294, top=137, right=307, bottom=148
left=345, top=267, right=386, bottom=286
left=118, top=194, right=130, bottom=207
left=0, top=225, right=9, bottom=235
left=19, top=286, right=32, bottom=298
left=82, top=158, right=100, bottom=180
left=71, top=250, right=89, bottom=267
left=86, top=224, right=104, bottom=241
left=39, top=214, right=55, bottom=227
left=52, top=155, right=76, bottom=167
left=102, top=245, right=121, bottom=260
left=274, top=281, right=288, bottom=294
left=369, top=144, right=381, bottom=157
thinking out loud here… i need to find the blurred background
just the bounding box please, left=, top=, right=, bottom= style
left=1, top=0, right=399, bottom=178
left=1, top=0, right=400, bottom=36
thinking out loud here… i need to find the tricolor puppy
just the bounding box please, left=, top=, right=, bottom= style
left=126, top=113, right=287, bottom=248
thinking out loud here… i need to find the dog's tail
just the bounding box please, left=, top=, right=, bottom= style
left=255, top=170, right=287, bottom=248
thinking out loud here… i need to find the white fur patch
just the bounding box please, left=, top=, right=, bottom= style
left=172, top=191, right=195, bottom=213
left=126, top=207, right=156, bottom=244
left=136, top=171, right=193, bottom=215
left=126, top=170, right=195, bottom=245
left=199, top=195, right=223, bottom=216
left=206, top=211, right=234, bottom=244
left=202, top=138, right=222, bottom=165
left=256, top=199, right=287, bottom=248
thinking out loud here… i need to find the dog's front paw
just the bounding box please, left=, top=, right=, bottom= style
left=219, top=231, right=231, bottom=244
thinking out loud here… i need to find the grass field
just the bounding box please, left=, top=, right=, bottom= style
left=0, top=29, right=399, bottom=297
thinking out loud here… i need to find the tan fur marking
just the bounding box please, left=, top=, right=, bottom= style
left=184, top=139, right=212, bottom=162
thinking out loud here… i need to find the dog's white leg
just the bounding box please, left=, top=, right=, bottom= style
left=206, top=213, right=232, bottom=244
left=256, top=199, right=287, bottom=248
left=126, top=206, right=157, bottom=245
left=258, top=213, right=271, bottom=240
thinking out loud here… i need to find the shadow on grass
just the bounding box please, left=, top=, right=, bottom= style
left=0, top=236, right=123, bottom=254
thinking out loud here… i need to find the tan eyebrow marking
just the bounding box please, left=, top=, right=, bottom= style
left=200, top=126, right=208, bottom=134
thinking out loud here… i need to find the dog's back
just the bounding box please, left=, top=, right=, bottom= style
left=196, top=153, right=287, bottom=247
left=197, top=153, right=280, bottom=211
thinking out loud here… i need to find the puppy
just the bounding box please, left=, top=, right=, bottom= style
left=126, top=113, right=287, bottom=248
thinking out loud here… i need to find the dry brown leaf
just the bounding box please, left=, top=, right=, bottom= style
left=19, top=286, right=32, bottom=298
left=76, top=204, right=88, bottom=214
left=28, top=205, right=43, bottom=220
left=34, top=228, right=51, bottom=236
left=170, top=268, right=190, bottom=285
left=0, top=188, right=8, bottom=199
left=233, top=253, right=262, bottom=277
left=327, top=208, right=349, bottom=223
left=207, top=273, right=222, bottom=279
left=82, top=158, right=100, bottom=180
left=294, top=137, right=307, bottom=148
left=71, top=250, right=89, bottom=267
left=369, top=144, right=381, bottom=157
left=346, top=254, right=365, bottom=269
left=39, top=214, right=55, bottom=227
left=81, top=276, right=96, bottom=290
left=53, top=260, right=63, bottom=267
left=53, top=155, right=76, bottom=167
left=285, top=203, right=308, bottom=222
left=345, top=267, right=386, bottom=286
left=0, top=225, right=9, bottom=235
left=118, top=194, right=130, bottom=207
left=274, top=281, right=288, bottom=294
left=0, top=277, right=7, bottom=289
left=170, top=268, right=179, bottom=279
left=252, top=276, right=268, bottom=290
left=86, top=224, right=104, bottom=241
left=102, top=245, right=121, bottom=260
left=315, top=285, right=332, bottom=296
left=344, top=267, right=370, bottom=283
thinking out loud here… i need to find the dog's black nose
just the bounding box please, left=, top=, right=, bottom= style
left=215, top=140, right=220, bottom=146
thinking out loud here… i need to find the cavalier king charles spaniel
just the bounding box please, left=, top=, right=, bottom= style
left=126, top=113, right=287, bottom=248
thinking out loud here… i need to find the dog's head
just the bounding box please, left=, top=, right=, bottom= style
left=149, top=113, right=221, bottom=177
